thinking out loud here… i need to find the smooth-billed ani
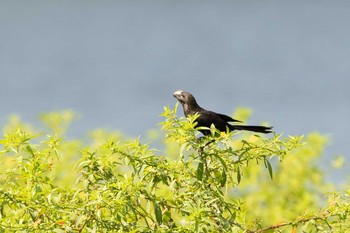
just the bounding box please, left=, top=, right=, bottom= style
left=173, top=90, right=272, bottom=135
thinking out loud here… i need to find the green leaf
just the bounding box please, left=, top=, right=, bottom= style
left=197, top=162, right=204, bottom=181
left=220, top=169, right=227, bottom=187
left=237, top=166, right=241, bottom=184
left=264, top=158, right=273, bottom=180
left=212, top=153, right=228, bottom=171
left=195, top=218, right=199, bottom=232
left=210, top=123, right=218, bottom=136
left=154, top=201, right=162, bottom=225
left=26, top=145, right=35, bottom=156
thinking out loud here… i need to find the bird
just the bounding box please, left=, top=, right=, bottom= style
left=173, top=90, right=272, bottom=135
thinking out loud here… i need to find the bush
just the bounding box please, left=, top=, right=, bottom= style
left=0, top=107, right=349, bottom=232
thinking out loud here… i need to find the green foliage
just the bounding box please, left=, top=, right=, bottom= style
left=0, top=107, right=349, bottom=232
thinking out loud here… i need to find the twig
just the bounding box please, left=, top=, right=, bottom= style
left=198, top=139, right=215, bottom=175
left=250, top=216, right=328, bottom=233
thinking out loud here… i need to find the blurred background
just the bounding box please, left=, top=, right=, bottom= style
left=1, top=1, right=349, bottom=182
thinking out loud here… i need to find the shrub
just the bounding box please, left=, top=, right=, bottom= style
left=0, top=107, right=349, bottom=232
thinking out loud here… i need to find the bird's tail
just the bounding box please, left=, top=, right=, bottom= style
left=229, top=125, right=273, bottom=134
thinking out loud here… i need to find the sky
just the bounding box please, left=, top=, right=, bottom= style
left=1, top=1, right=350, bottom=182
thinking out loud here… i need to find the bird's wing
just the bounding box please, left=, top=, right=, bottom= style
left=196, top=110, right=218, bottom=128
left=216, top=113, right=242, bottom=123
left=195, top=110, right=231, bottom=132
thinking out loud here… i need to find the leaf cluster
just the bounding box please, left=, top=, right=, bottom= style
left=0, top=108, right=348, bottom=232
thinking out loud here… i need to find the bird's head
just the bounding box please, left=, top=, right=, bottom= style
left=173, top=90, right=199, bottom=108
left=173, top=90, right=191, bottom=104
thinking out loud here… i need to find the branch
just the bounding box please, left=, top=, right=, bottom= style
left=250, top=216, right=329, bottom=233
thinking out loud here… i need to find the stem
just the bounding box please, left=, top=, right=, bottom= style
left=250, top=216, right=330, bottom=233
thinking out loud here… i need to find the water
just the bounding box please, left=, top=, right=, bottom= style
left=1, top=1, right=350, bottom=182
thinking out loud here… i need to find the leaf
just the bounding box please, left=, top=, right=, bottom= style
left=237, top=166, right=241, bottom=184
left=26, top=145, right=35, bottom=156
left=220, top=170, right=227, bottom=187
left=153, top=201, right=162, bottom=225
left=212, top=153, right=228, bottom=171
left=197, top=162, right=204, bottom=181
left=264, top=158, right=273, bottom=180
left=162, top=209, right=172, bottom=224
left=210, top=123, right=218, bottom=136
left=195, top=218, right=199, bottom=232
left=174, top=101, right=179, bottom=113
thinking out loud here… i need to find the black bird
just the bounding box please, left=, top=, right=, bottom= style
left=173, top=90, right=272, bottom=135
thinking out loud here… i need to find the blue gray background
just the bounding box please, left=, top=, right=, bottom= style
left=1, top=1, right=349, bottom=182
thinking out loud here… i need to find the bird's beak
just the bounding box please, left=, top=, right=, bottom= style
left=173, top=90, right=183, bottom=99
